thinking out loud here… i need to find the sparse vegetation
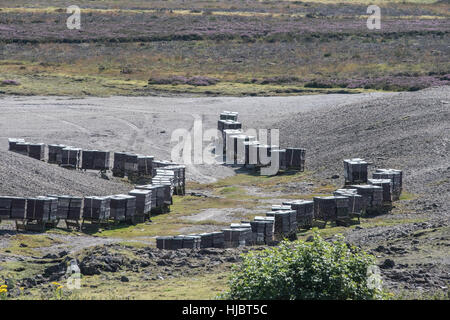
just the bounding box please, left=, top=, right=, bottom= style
left=220, top=232, right=385, bottom=300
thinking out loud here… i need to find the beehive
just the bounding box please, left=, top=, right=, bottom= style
left=48, top=144, right=66, bottom=164
left=27, top=143, right=45, bottom=161
left=344, top=158, right=368, bottom=184
left=283, top=200, right=314, bottom=228
left=128, top=189, right=152, bottom=215
left=83, top=196, right=111, bottom=221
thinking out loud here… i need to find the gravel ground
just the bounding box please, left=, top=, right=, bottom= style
left=276, top=86, right=450, bottom=215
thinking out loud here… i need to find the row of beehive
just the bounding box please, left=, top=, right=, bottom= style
left=0, top=183, right=174, bottom=228
left=8, top=138, right=186, bottom=193
left=155, top=162, right=403, bottom=250
left=216, top=112, right=306, bottom=171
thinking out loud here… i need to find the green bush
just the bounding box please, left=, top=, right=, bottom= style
left=220, top=232, right=384, bottom=300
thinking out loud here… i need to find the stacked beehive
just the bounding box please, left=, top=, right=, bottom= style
left=350, top=185, right=384, bottom=214
left=137, top=155, right=154, bottom=177
left=285, top=148, right=306, bottom=171
left=81, top=150, right=110, bottom=171
left=15, top=141, right=30, bottom=156
left=26, top=196, right=58, bottom=222
left=135, top=184, right=158, bottom=209
left=222, top=228, right=252, bottom=248
left=109, top=194, right=136, bottom=222
left=8, top=138, right=25, bottom=152
left=156, top=165, right=186, bottom=195
left=267, top=208, right=297, bottom=239
left=128, top=189, right=152, bottom=218
left=27, top=143, right=45, bottom=161
left=61, top=147, right=81, bottom=168
left=283, top=200, right=314, bottom=228
left=83, top=196, right=111, bottom=221
left=244, top=140, right=260, bottom=165
left=344, top=158, right=368, bottom=184
left=373, top=169, right=403, bottom=200
left=368, top=178, right=393, bottom=203
left=218, top=120, right=242, bottom=133
left=112, top=152, right=127, bottom=177
left=0, top=197, right=13, bottom=219
left=250, top=216, right=274, bottom=245
left=334, top=196, right=350, bottom=221
left=124, top=153, right=138, bottom=177
left=211, top=231, right=225, bottom=248
left=222, top=129, right=243, bottom=158
left=156, top=236, right=172, bottom=249
left=333, top=189, right=364, bottom=217
left=220, top=111, right=239, bottom=121
left=47, top=195, right=76, bottom=220
left=313, top=196, right=338, bottom=222
left=48, top=144, right=66, bottom=164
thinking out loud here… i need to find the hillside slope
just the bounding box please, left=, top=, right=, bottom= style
left=0, top=151, right=131, bottom=197
left=276, top=86, right=450, bottom=214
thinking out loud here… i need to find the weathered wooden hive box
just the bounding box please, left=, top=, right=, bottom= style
left=15, top=142, right=31, bottom=156
left=313, top=196, right=339, bottom=222
left=135, top=184, right=158, bottom=208
left=82, top=150, right=110, bottom=171
left=222, top=129, right=242, bottom=155
left=48, top=144, right=66, bottom=164
left=218, top=120, right=242, bottom=133
left=283, top=200, right=314, bottom=228
left=210, top=231, right=225, bottom=248
left=334, top=189, right=364, bottom=215
left=27, top=143, right=45, bottom=161
left=113, top=152, right=127, bottom=177
left=0, top=197, right=13, bottom=219
left=285, top=148, right=306, bottom=171
left=220, top=111, right=239, bottom=121
left=373, top=169, right=403, bottom=200
left=137, top=155, right=154, bottom=176
left=350, top=184, right=383, bottom=213
left=344, top=158, right=368, bottom=184
left=8, top=138, right=25, bottom=152
left=156, top=236, right=173, bottom=250
left=83, top=196, right=111, bottom=221
left=124, top=153, right=138, bottom=176
left=368, top=178, right=393, bottom=203
left=251, top=216, right=275, bottom=245
left=26, top=196, right=58, bottom=222
left=128, top=189, right=152, bottom=215
left=0, top=197, right=27, bottom=220
left=222, top=228, right=252, bottom=248
left=61, top=147, right=81, bottom=168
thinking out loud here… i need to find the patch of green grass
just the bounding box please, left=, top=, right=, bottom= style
left=399, top=191, right=417, bottom=201
left=0, top=234, right=65, bottom=256
left=70, top=271, right=229, bottom=300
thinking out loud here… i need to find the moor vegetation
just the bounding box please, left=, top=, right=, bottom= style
left=0, top=0, right=449, bottom=96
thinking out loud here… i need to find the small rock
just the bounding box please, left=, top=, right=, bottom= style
left=331, top=175, right=339, bottom=179
left=380, top=258, right=395, bottom=269
left=19, top=243, right=28, bottom=248
left=120, top=276, right=129, bottom=282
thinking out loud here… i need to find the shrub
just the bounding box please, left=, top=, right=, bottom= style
left=220, top=232, right=384, bottom=300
